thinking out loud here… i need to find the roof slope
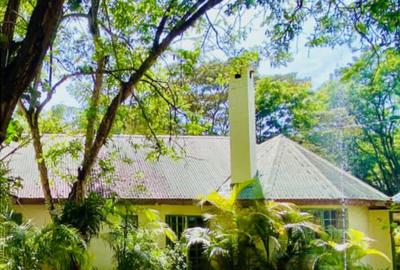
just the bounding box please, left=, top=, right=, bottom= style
left=257, top=136, right=388, bottom=202
left=4, top=135, right=388, bottom=203
left=393, top=192, right=400, bottom=202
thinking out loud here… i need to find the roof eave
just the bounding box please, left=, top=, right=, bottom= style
left=14, top=196, right=390, bottom=209
left=273, top=198, right=390, bottom=208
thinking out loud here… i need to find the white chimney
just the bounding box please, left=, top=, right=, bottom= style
left=229, top=66, right=257, bottom=184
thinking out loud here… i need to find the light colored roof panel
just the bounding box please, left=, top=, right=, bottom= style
left=3, top=134, right=388, bottom=203
left=393, top=192, right=400, bottom=202
left=258, top=136, right=388, bottom=201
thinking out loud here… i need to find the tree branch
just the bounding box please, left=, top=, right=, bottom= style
left=71, top=0, right=223, bottom=200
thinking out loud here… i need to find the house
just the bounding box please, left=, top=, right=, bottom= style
left=7, top=67, right=393, bottom=269
left=391, top=193, right=400, bottom=269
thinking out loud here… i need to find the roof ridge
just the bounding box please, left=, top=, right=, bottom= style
left=282, top=137, right=343, bottom=198
left=288, top=138, right=388, bottom=199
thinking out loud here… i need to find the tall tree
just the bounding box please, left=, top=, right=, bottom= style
left=20, top=0, right=225, bottom=219
left=255, top=74, right=318, bottom=142
left=2, top=0, right=399, bottom=145
left=232, top=0, right=399, bottom=65
left=185, top=61, right=229, bottom=135
left=342, top=51, right=400, bottom=195
left=309, top=51, right=400, bottom=195
left=0, top=0, right=64, bottom=144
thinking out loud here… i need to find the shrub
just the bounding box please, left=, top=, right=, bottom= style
left=104, top=205, right=177, bottom=270
left=0, top=211, right=90, bottom=270
left=182, top=188, right=388, bottom=270
left=59, top=192, right=110, bottom=241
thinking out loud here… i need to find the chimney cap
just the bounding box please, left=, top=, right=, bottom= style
left=232, top=64, right=256, bottom=79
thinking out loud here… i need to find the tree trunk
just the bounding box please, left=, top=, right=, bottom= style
left=0, top=0, right=64, bottom=145
left=68, top=0, right=224, bottom=202
left=18, top=102, right=56, bottom=216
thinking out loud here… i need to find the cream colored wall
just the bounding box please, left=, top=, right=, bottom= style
left=13, top=204, right=51, bottom=227
left=13, top=203, right=210, bottom=270
left=302, top=205, right=392, bottom=270
left=368, top=210, right=393, bottom=270
left=91, top=204, right=211, bottom=270
left=13, top=203, right=393, bottom=270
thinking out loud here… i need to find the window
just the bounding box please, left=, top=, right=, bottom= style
left=166, top=215, right=206, bottom=270
left=306, top=209, right=347, bottom=233
left=166, top=215, right=204, bottom=239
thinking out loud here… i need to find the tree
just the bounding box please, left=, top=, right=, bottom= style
left=18, top=0, right=225, bottom=212
left=255, top=74, right=318, bottom=142
left=342, top=51, right=400, bottom=195
left=2, top=0, right=399, bottom=144
left=231, top=0, right=399, bottom=65
left=6, top=0, right=400, bottom=206
left=0, top=0, right=64, bottom=144
left=15, top=3, right=227, bottom=267
left=305, top=79, right=358, bottom=167
left=309, top=51, right=400, bottom=195
left=183, top=68, right=318, bottom=140
left=185, top=61, right=229, bottom=135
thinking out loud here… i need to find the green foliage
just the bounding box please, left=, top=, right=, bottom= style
left=229, top=0, right=399, bottom=65
left=59, top=192, right=110, bottom=241
left=0, top=164, right=22, bottom=217
left=255, top=74, right=319, bottom=142
left=185, top=61, right=318, bottom=140
left=341, top=51, right=400, bottom=192
left=181, top=187, right=387, bottom=270
left=0, top=212, right=39, bottom=270
left=0, top=211, right=90, bottom=270
left=45, top=138, right=83, bottom=166
left=35, top=223, right=90, bottom=270
left=39, top=105, right=81, bottom=134
left=4, top=119, right=25, bottom=144
left=164, top=243, right=187, bottom=270
left=181, top=189, right=321, bottom=270
left=104, top=205, right=178, bottom=270
left=310, top=50, right=400, bottom=195
left=184, top=61, right=230, bottom=135
left=312, top=229, right=390, bottom=270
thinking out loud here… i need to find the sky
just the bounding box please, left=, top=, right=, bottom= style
left=48, top=11, right=358, bottom=108
left=260, top=45, right=355, bottom=88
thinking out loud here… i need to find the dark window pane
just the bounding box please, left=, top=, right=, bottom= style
left=166, top=215, right=206, bottom=269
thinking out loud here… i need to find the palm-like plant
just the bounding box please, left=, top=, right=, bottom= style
left=182, top=186, right=321, bottom=270
left=36, top=223, right=90, bottom=270
left=0, top=210, right=90, bottom=270
left=0, top=211, right=39, bottom=270
left=276, top=208, right=324, bottom=269
left=59, top=192, right=110, bottom=242
left=104, top=205, right=178, bottom=270
left=312, top=229, right=390, bottom=270
left=181, top=184, right=387, bottom=270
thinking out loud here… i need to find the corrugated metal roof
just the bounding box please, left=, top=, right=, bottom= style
left=3, top=134, right=388, bottom=202
left=393, top=192, right=400, bottom=202
left=259, top=136, right=388, bottom=201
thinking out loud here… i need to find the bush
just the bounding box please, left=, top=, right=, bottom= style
left=0, top=211, right=90, bottom=270
left=59, top=192, right=110, bottom=241
left=181, top=189, right=388, bottom=270
left=104, top=205, right=178, bottom=270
